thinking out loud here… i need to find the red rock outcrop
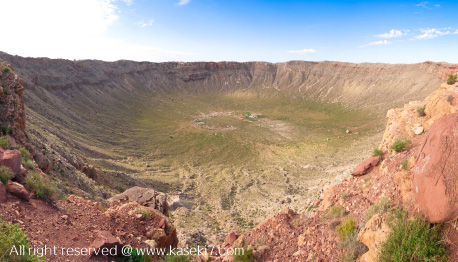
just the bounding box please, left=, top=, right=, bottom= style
left=0, top=148, right=22, bottom=176
left=412, top=113, right=458, bottom=223
left=352, top=156, right=381, bottom=176
left=0, top=62, right=29, bottom=147
left=7, top=180, right=29, bottom=201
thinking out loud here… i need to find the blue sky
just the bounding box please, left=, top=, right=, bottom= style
left=1, top=0, right=458, bottom=63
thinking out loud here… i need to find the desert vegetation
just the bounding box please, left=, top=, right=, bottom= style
left=24, top=172, right=56, bottom=201
left=391, top=139, right=411, bottom=153
left=378, top=211, right=447, bottom=262
left=372, top=148, right=383, bottom=157
left=0, top=136, right=8, bottom=149
left=1, top=66, right=10, bottom=73
left=447, top=74, right=457, bottom=85
left=417, top=105, right=426, bottom=117
left=0, top=167, right=13, bottom=185
left=0, top=217, right=44, bottom=262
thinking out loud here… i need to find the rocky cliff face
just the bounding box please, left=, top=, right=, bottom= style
left=1, top=51, right=456, bottom=111
left=0, top=62, right=29, bottom=147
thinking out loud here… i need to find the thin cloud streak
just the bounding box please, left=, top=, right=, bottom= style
left=287, top=49, right=317, bottom=54
left=359, top=40, right=391, bottom=48
left=375, top=29, right=409, bottom=39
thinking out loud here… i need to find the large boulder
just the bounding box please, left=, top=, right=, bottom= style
left=108, top=186, right=169, bottom=216
left=0, top=148, right=22, bottom=176
left=413, top=113, right=458, bottom=223
left=352, top=156, right=381, bottom=177
left=6, top=180, right=29, bottom=201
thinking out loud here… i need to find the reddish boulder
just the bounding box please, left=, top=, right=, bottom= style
left=224, top=232, right=238, bottom=247
left=6, top=180, right=29, bottom=201
left=352, top=156, right=381, bottom=176
left=89, top=231, right=123, bottom=256
left=0, top=183, right=7, bottom=202
left=0, top=148, right=22, bottom=176
left=413, top=113, right=458, bottom=223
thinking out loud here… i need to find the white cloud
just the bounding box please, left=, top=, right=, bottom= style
left=287, top=49, right=317, bottom=54
left=120, top=0, right=134, bottom=5
left=416, top=1, right=430, bottom=8
left=415, top=28, right=451, bottom=39
left=0, top=0, right=194, bottom=62
left=375, top=29, right=409, bottom=39
left=359, top=40, right=391, bottom=48
left=177, top=0, right=190, bottom=6
left=138, top=19, right=154, bottom=28
left=416, top=2, right=440, bottom=9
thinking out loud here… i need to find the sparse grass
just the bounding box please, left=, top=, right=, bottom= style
left=324, top=205, right=346, bottom=219
left=233, top=248, right=255, bottom=262
left=24, top=172, right=57, bottom=201
left=365, top=197, right=392, bottom=222
left=19, top=146, right=33, bottom=169
left=0, top=136, right=8, bottom=149
left=0, top=216, right=44, bottom=262
left=447, top=74, right=457, bottom=85
left=391, top=138, right=411, bottom=153
left=23, top=159, right=35, bottom=170
left=340, top=232, right=367, bottom=262
left=18, top=147, right=31, bottom=161
left=337, top=216, right=367, bottom=261
left=372, top=148, right=383, bottom=157
left=417, top=105, right=426, bottom=117
left=2, top=66, right=11, bottom=73
left=0, top=167, right=13, bottom=185
left=139, top=207, right=152, bottom=219
left=400, top=159, right=408, bottom=170
left=378, top=211, right=447, bottom=262
left=336, top=217, right=356, bottom=241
